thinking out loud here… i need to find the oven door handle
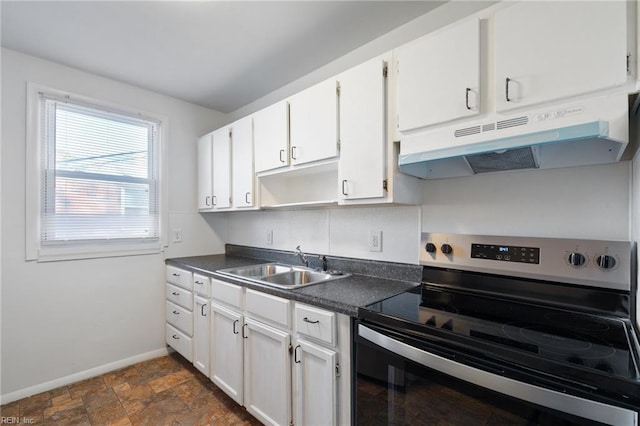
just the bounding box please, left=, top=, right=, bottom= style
left=358, top=324, right=638, bottom=426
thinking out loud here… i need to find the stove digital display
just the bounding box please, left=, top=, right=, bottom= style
left=471, top=243, right=540, bottom=264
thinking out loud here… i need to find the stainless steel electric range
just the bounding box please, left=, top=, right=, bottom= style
left=355, top=233, right=640, bottom=425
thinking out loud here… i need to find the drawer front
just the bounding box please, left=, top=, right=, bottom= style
left=166, top=323, right=193, bottom=362
left=245, top=289, right=290, bottom=329
left=211, top=279, right=243, bottom=309
left=166, top=283, right=193, bottom=311
left=166, top=301, right=194, bottom=336
left=193, top=273, right=211, bottom=297
left=294, top=303, right=336, bottom=346
left=166, top=265, right=193, bottom=290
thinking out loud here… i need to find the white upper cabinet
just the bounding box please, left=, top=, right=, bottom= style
left=212, top=127, right=231, bottom=209
left=494, top=1, right=628, bottom=112
left=289, top=78, right=339, bottom=166
left=231, top=116, right=255, bottom=208
left=254, top=101, right=289, bottom=173
left=397, top=18, right=480, bottom=132
left=197, top=133, right=213, bottom=211
left=338, top=54, right=388, bottom=201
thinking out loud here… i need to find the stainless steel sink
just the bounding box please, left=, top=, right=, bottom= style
left=217, top=263, right=349, bottom=289
left=219, top=263, right=291, bottom=278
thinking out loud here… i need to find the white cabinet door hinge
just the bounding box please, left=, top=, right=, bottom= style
left=627, top=53, right=632, bottom=75
left=383, top=63, right=388, bottom=78
left=335, top=362, right=341, bottom=377
left=336, top=82, right=341, bottom=97
left=383, top=179, right=388, bottom=191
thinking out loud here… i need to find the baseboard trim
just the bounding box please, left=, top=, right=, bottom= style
left=0, top=347, right=172, bottom=405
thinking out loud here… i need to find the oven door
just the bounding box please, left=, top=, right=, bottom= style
left=355, top=321, right=638, bottom=426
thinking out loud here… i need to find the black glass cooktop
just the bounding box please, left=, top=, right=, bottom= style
left=361, top=284, right=639, bottom=381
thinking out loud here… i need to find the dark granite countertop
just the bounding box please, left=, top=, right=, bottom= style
left=166, top=251, right=420, bottom=317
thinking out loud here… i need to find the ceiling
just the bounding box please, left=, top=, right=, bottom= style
left=1, top=1, right=444, bottom=113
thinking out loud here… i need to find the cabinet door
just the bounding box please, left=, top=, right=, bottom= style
left=231, top=116, right=254, bottom=208
left=289, top=78, right=338, bottom=166
left=212, top=127, right=231, bottom=208
left=211, top=303, right=244, bottom=405
left=193, top=295, right=209, bottom=377
left=397, top=18, right=480, bottom=132
left=338, top=55, right=387, bottom=201
left=495, top=1, right=627, bottom=112
left=244, top=318, right=291, bottom=426
left=293, top=339, right=337, bottom=426
left=197, top=133, right=213, bottom=210
left=254, top=101, right=289, bottom=173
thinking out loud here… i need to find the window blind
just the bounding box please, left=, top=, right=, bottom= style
left=39, top=94, right=160, bottom=245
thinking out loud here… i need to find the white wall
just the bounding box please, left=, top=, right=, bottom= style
left=0, top=48, right=226, bottom=401
left=225, top=206, right=421, bottom=264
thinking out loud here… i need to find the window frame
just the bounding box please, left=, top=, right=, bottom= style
left=26, top=82, right=168, bottom=262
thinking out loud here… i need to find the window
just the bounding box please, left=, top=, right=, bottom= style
left=27, top=84, right=165, bottom=261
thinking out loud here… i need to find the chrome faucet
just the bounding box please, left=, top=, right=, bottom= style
left=295, top=245, right=309, bottom=267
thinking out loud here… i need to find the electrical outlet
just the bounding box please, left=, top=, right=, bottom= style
left=266, top=229, right=273, bottom=245
left=172, top=228, right=183, bottom=243
left=369, top=230, right=382, bottom=252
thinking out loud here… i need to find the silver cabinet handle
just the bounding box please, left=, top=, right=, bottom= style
left=291, top=146, right=297, bottom=160
left=233, top=319, right=239, bottom=335
left=465, top=88, right=472, bottom=110
left=195, top=281, right=203, bottom=285
left=505, top=77, right=512, bottom=102
left=341, top=180, right=348, bottom=196
left=212, top=195, right=217, bottom=206
left=172, top=334, right=180, bottom=340
left=303, top=317, right=319, bottom=324
left=279, top=149, right=286, bottom=163
left=205, top=196, right=211, bottom=206
left=294, top=345, right=301, bottom=363
left=172, top=273, right=180, bottom=277
left=245, top=192, right=251, bottom=204
left=171, top=292, right=180, bottom=296
left=201, top=304, right=207, bottom=317
left=172, top=310, right=179, bottom=315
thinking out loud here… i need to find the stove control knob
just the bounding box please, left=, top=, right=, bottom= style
left=596, top=255, right=616, bottom=270
left=441, top=244, right=453, bottom=255
left=425, top=243, right=437, bottom=253
left=567, top=252, right=586, bottom=267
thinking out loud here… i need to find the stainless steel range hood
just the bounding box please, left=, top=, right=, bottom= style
left=398, top=92, right=629, bottom=179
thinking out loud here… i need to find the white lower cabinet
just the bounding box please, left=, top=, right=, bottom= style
left=210, top=302, right=244, bottom=405
left=193, top=295, right=210, bottom=377
left=201, top=279, right=350, bottom=426
left=293, top=339, right=337, bottom=426
left=244, top=318, right=292, bottom=426
left=165, top=266, right=193, bottom=362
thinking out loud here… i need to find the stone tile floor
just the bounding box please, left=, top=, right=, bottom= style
left=0, top=353, right=262, bottom=425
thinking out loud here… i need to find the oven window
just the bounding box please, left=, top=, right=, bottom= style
left=355, top=331, right=608, bottom=426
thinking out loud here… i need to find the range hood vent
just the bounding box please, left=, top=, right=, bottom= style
left=466, top=146, right=538, bottom=174
left=398, top=93, right=629, bottom=180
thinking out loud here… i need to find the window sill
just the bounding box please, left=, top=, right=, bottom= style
left=30, top=242, right=164, bottom=262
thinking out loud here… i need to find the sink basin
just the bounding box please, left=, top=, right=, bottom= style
left=259, top=269, right=336, bottom=288
left=217, top=263, right=349, bottom=289
left=219, top=263, right=291, bottom=278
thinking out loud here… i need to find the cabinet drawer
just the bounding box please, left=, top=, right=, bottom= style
left=166, top=301, right=194, bottom=336
left=245, top=289, right=290, bottom=329
left=166, top=265, right=193, bottom=290
left=193, top=273, right=211, bottom=297
left=294, top=303, right=336, bottom=346
left=212, top=279, right=243, bottom=309
left=166, top=283, right=193, bottom=311
left=166, top=323, right=193, bottom=362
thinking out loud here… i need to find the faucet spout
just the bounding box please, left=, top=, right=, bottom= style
left=295, top=245, right=309, bottom=267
